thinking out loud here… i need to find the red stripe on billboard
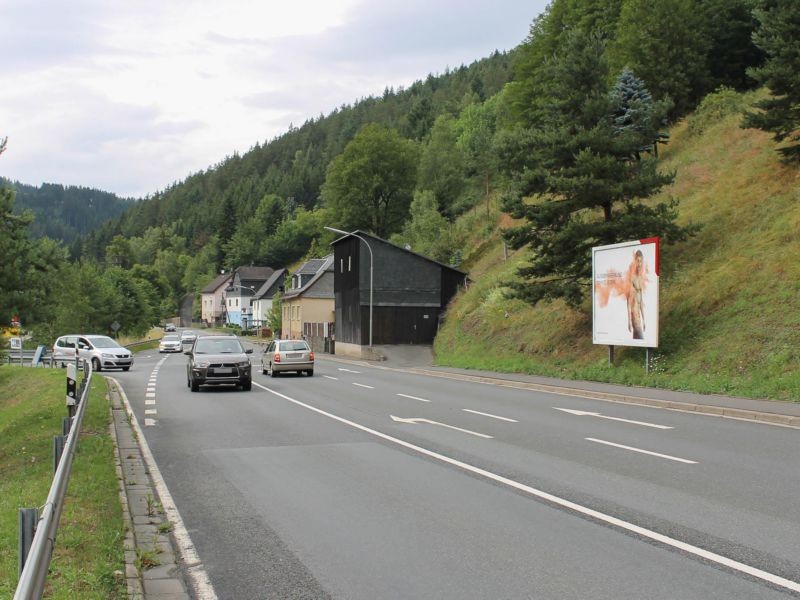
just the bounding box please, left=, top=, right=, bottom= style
left=639, top=237, right=660, bottom=276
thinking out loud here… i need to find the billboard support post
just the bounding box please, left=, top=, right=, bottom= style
left=608, top=345, right=615, bottom=366
left=645, top=348, right=651, bottom=374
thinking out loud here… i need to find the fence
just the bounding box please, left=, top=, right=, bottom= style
left=14, top=358, right=92, bottom=600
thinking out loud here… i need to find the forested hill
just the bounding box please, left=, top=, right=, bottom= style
left=78, top=51, right=515, bottom=261
left=4, top=179, right=133, bottom=244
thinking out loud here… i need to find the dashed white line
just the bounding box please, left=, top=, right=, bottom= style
left=145, top=409, right=157, bottom=415
left=396, top=393, right=431, bottom=403
left=585, top=438, right=698, bottom=464
left=324, top=375, right=339, bottom=380
left=250, top=380, right=799, bottom=595
left=338, top=368, right=361, bottom=374
left=145, top=399, right=156, bottom=406
left=353, top=382, right=374, bottom=389
left=463, top=408, right=518, bottom=422
left=144, top=418, right=157, bottom=427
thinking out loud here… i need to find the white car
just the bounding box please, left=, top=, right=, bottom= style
left=180, top=330, right=197, bottom=345
left=159, top=334, right=183, bottom=353
left=53, top=334, right=133, bottom=371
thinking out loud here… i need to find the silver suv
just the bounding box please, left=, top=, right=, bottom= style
left=53, top=334, right=134, bottom=371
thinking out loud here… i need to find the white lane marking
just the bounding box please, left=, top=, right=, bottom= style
left=338, top=368, right=361, bottom=373
left=324, top=375, right=339, bottom=380
left=555, top=407, right=672, bottom=429
left=390, top=415, right=492, bottom=439
left=585, top=438, right=697, bottom=464
left=144, top=418, right=157, bottom=427
left=146, top=393, right=156, bottom=398
left=251, top=381, right=799, bottom=594
left=145, top=399, right=156, bottom=405
left=397, top=393, right=430, bottom=403
left=463, top=408, right=518, bottom=422
left=109, top=378, right=218, bottom=599
left=353, top=382, right=374, bottom=389
left=145, top=409, right=157, bottom=415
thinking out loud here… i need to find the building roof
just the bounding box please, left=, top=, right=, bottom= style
left=328, top=230, right=468, bottom=276
left=236, top=266, right=274, bottom=282
left=283, top=255, right=334, bottom=300
left=253, top=268, right=287, bottom=300
left=296, top=258, right=327, bottom=275
left=200, top=273, right=232, bottom=294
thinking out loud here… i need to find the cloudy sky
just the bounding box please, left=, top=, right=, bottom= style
left=0, top=0, right=547, bottom=198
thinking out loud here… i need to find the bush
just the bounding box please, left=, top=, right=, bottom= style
left=687, top=87, right=747, bottom=135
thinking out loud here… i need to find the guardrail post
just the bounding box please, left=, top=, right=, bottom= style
left=53, top=435, right=65, bottom=472
left=62, top=416, right=71, bottom=436
left=18, top=508, right=37, bottom=576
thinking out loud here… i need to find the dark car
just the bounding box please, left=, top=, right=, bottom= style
left=186, top=335, right=252, bottom=391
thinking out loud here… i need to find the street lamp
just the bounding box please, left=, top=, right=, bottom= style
left=325, top=226, right=373, bottom=347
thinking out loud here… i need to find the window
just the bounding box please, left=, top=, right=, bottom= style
left=348, top=255, right=351, bottom=271
left=340, top=259, right=344, bottom=273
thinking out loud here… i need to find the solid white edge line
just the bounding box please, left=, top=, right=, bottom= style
left=585, top=438, right=698, bottom=464
left=251, top=380, right=800, bottom=595
left=463, top=408, right=518, bottom=422
left=352, top=382, right=374, bottom=389
left=108, top=377, right=218, bottom=600
left=396, top=393, right=431, bottom=403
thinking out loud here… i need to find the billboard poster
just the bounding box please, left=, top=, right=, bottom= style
left=592, top=238, right=659, bottom=348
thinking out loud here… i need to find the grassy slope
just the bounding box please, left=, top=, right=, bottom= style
left=435, top=96, right=800, bottom=401
left=0, top=367, right=125, bottom=598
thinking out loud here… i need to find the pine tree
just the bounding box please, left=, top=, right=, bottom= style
left=743, top=0, right=800, bottom=160
left=502, top=33, right=694, bottom=308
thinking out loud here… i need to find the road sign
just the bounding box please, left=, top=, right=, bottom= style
left=10, top=337, right=21, bottom=350
left=111, top=321, right=121, bottom=332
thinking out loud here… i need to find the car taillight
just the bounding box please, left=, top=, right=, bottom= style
left=274, top=353, right=281, bottom=363
left=309, top=352, right=314, bottom=361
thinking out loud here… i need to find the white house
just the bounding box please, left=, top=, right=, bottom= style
left=251, top=268, right=287, bottom=330
left=225, top=266, right=275, bottom=328
left=200, top=273, right=232, bottom=326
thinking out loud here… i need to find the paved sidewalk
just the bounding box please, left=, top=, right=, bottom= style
left=107, top=379, right=192, bottom=600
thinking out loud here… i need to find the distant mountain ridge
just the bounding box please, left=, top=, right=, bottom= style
left=4, top=178, right=134, bottom=244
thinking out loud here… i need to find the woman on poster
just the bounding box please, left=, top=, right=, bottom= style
left=627, top=250, right=645, bottom=339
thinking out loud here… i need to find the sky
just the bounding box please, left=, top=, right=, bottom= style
left=0, top=0, right=547, bottom=199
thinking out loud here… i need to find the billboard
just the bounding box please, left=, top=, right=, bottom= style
left=592, top=238, right=659, bottom=348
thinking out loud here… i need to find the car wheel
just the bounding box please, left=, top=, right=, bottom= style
left=261, top=364, right=267, bottom=375
left=92, top=357, right=101, bottom=372
left=306, top=369, right=314, bottom=377
left=122, top=366, right=130, bottom=371
left=270, top=364, right=278, bottom=378
left=241, top=379, right=252, bottom=391
left=190, top=377, right=199, bottom=392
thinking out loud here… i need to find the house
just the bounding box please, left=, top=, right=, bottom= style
left=251, top=268, right=287, bottom=330
left=200, top=273, right=232, bottom=326
left=281, top=255, right=335, bottom=343
left=225, top=266, right=275, bottom=328
left=329, top=231, right=467, bottom=359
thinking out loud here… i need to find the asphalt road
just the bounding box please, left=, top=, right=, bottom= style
left=113, top=342, right=800, bottom=599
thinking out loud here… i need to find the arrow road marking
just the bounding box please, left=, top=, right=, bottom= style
left=338, top=368, right=361, bottom=373
left=463, top=409, right=518, bottom=422
left=554, top=407, right=673, bottom=429
left=390, top=415, right=492, bottom=439
left=586, top=438, right=697, bottom=464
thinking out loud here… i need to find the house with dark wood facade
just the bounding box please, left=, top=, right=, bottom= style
left=330, top=231, right=467, bottom=359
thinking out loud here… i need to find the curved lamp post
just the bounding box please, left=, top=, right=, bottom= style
left=325, top=226, right=373, bottom=347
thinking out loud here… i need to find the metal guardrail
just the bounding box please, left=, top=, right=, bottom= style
left=14, top=359, right=92, bottom=600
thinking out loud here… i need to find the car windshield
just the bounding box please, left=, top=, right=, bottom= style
left=279, top=341, right=309, bottom=351
left=182, top=331, right=194, bottom=337
left=194, top=338, right=243, bottom=354
left=89, top=336, right=121, bottom=348
left=163, top=335, right=180, bottom=342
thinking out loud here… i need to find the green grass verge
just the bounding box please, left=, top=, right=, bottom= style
left=0, top=366, right=126, bottom=599
left=436, top=90, right=800, bottom=402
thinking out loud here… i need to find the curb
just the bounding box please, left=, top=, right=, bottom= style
left=317, top=355, right=800, bottom=429
left=106, top=378, right=193, bottom=600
